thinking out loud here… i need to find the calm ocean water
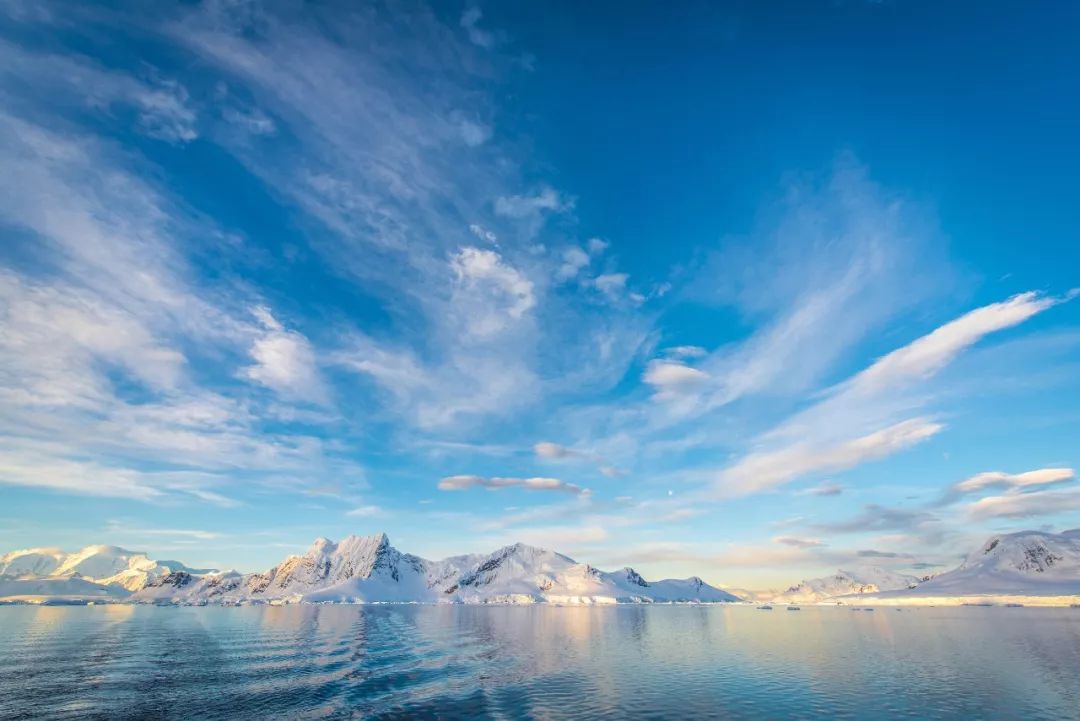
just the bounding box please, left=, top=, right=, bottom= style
left=0, top=604, right=1078, bottom=720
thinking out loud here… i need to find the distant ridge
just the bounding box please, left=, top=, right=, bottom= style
left=860, top=529, right=1080, bottom=602
left=775, top=529, right=1080, bottom=606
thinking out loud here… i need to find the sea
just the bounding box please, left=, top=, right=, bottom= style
left=1, top=604, right=1078, bottom=720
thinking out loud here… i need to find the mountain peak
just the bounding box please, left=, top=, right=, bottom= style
left=959, top=529, right=1078, bottom=575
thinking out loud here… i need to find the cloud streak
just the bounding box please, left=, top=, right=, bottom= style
left=718, top=418, right=943, bottom=496
left=966, top=488, right=1080, bottom=520
left=438, top=475, right=590, bottom=495
left=712, top=290, right=1065, bottom=497
left=533, top=442, right=623, bottom=477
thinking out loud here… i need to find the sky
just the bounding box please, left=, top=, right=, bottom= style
left=1, top=0, right=1078, bottom=591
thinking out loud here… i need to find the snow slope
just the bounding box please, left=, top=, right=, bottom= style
left=0, top=575, right=131, bottom=602
left=774, top=567, right=921, bottom=604
left=131, top=535, right=741, bottom=605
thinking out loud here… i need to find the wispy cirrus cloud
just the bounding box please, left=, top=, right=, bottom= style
left=768, top=291, right=1069, bottom=445
left=160, top=0, right=647, bottom=439
left=712, top=291, right=1066, bottom=497
left=0, top=34, right=366, bottom=507
left=718, top=418, right=943, bottom=496
left=653, top=159, right=953, bottom=418
left=844, top=292, right=1062, bottom=396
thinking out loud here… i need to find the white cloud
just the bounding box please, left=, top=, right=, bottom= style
left=334, top=336, right=431, bottom=402
left=797, top=482, right=845, bottom=497
left=0, top=272, right=186, bottom=407
left=943, top=467, right=1078, bottom=521
left=346, top=505, right=383, bottom=517
left=0, top=41, right=199, bottom=144
left=774, top=536, right=825, bottom=548
left=0, top=452, right=165, bottom=501
left=534, top=442, right=583, bottom=460
left=556, top=246, right=590, bottom=280
left=967, top=488, right=1080, bottom=520
left=458, top=119, right=491, bottom=147
left=494, top=186, right=571, bottom=219
left=954, top=468, right=1074, bottom=494
left=460, top=7, right=494, bottom=49
left=221, top=105, right=276, bottom=136
left=438, top=475, right=590, bottom=495
left=665, top=159, right=954, bottom=417
left=0, top=448, right=240, bottom=506
left=243, top=306, right=327, bottom=403
left=104, top=521, right=223, bottom=541
left=586, top=237, right=608, bottom=255
left=664, top=345, right=708, bottom=359
left=593, top=272, right=628, bottom=298
left=468, top=223, right=497, bottom=242
left=0, top=84, right=365, bottom=508
left=643, top=360, right=709, bottom=401
left=450, top=246, right=536, bottom=336
left=774, top=291, right=1066, bottom=444
left=846, top=292, right=1062, bottom=396
left=718, top=418, right=943, bottom=496
left=133, top=78, right=199, bottom=143
left=533, top=441, right=623, bottom=476
left=161, top=1, right=650, bottom=438
left=710, top=291, right=1065, bottom=498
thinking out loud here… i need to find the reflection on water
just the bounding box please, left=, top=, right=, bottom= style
left=1, top=605, right=1078, bottom=720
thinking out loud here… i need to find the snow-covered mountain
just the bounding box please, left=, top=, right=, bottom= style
left=0, top=545, right=213, bottom=594
left=773, top=566, right=921, bottom=604
left=131, top=534, right=741, bottom=605
left=879, top=529, right=1080, bottom=598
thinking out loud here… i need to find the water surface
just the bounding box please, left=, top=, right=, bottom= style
left=1, top=604, right=1078, bottom=720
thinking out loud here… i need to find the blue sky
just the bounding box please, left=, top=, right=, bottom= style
left=1, top=0, right=1078, bottom=590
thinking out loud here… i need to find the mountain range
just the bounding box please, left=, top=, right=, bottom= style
left=1, top=534, right=739, bottom=606
left=2, top=529, right=1078, bottom=606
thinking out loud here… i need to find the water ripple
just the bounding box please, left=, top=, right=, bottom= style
left=0, top=605, right=1078, bottom=720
